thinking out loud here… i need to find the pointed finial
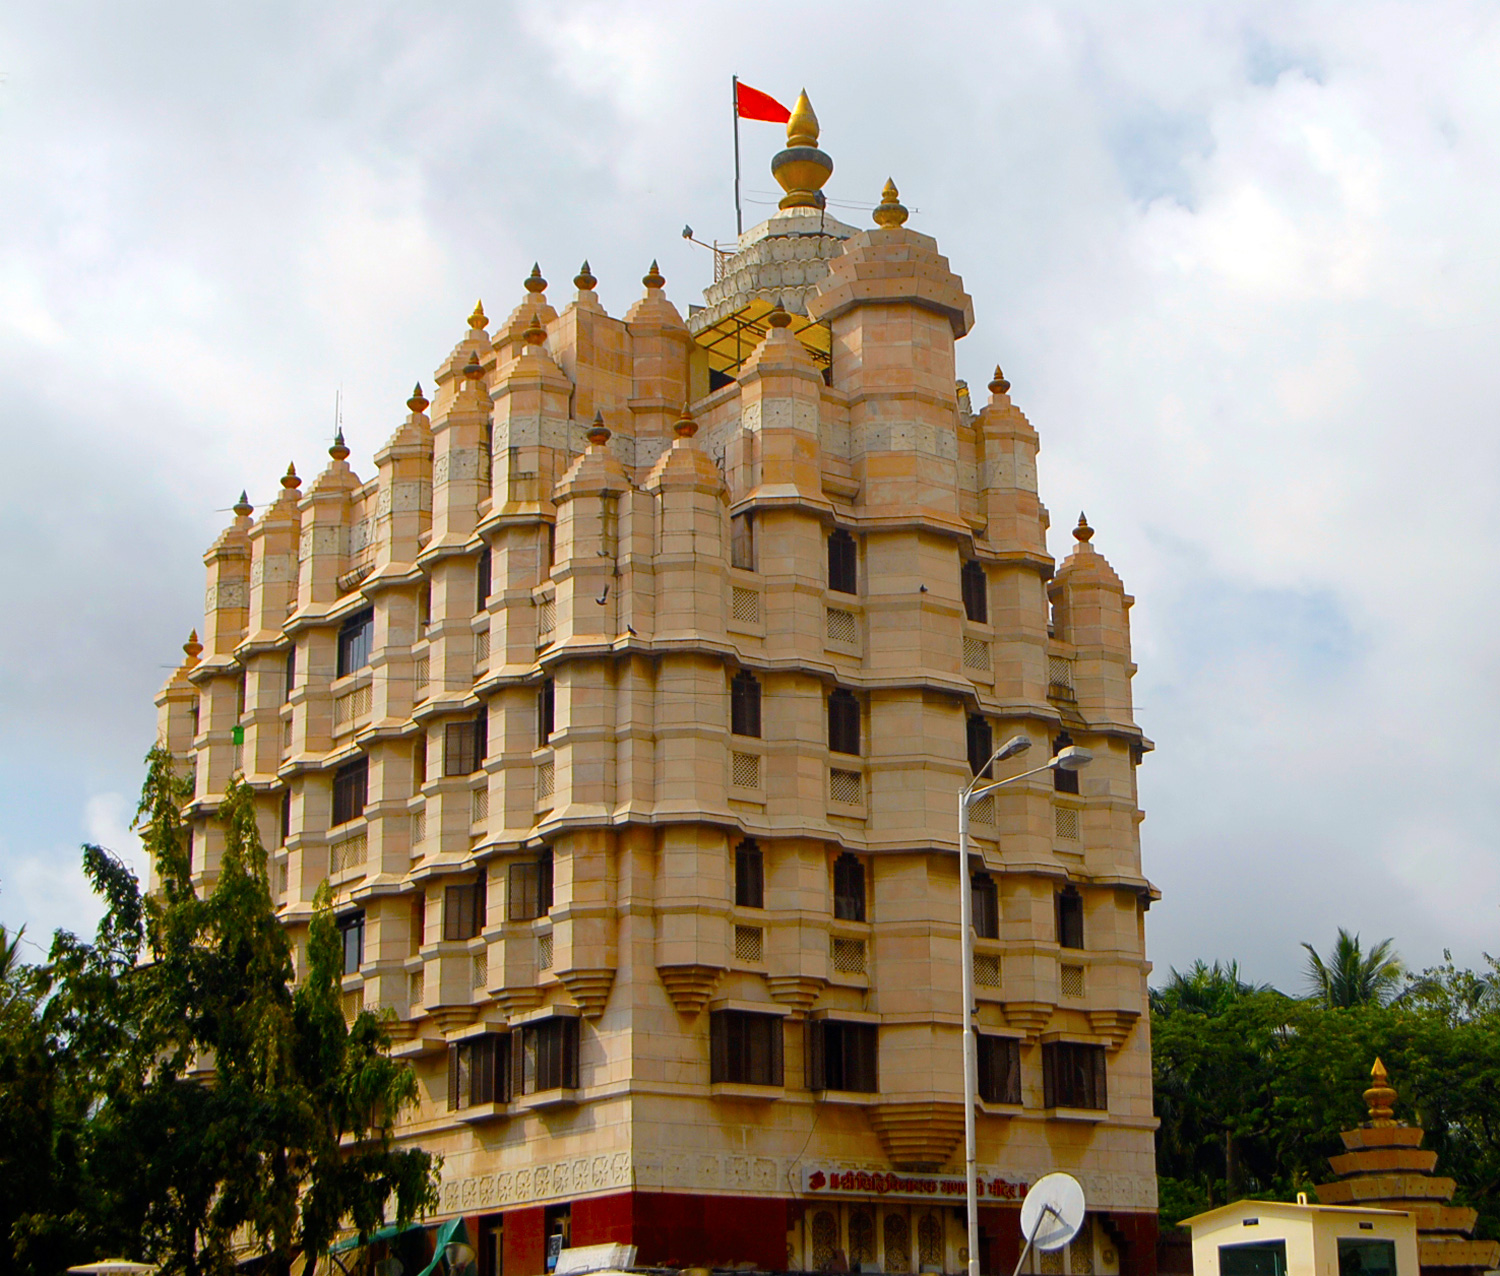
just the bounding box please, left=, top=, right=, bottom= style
left=523, top=312, right=547, bottom=347
left=1074, top=512, right=1094, bottom=544
left=524, top=263, right=547, bottom=295
left=407, top=381, right=429, bottom=413
left=772, top=90, right=834, bottom=210
left=989, top=365, right=1011, bottom=395
left=468, top=299, right=487, bottom=330
left=642, top=260, right=665, bottom=290
left=233, top=490, right=253, bottom=518
left=463, top=348, right=484, bottom=379
left=1364, top=1058, right=1397, bottom=1126
left=767, top=301, right=793, bottom=329
left=674, top=404, right=698, bottom=439
left=586, top=411, right=611, bottom=446
left=281, top=462, right=301, bottom=490
left=574, top=260, right=597, bottom=291
left=183, top=629, right=203, bottom=664
left=873, top=178, right=908, bottom=228
left=329, top=429, right=350, bottom=462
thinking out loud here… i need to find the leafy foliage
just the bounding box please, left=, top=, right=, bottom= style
left=1301, top=928, right=1404, bottom=1008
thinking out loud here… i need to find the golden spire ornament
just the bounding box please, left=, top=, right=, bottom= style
left=771, top=89, right=833, bottom=210
left=1364, top=1058, right=1397, bottom=1126
left=872, top=178, right=908, bottom=228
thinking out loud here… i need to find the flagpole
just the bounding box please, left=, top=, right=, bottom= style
left=732, top=74, right=743, bottom=236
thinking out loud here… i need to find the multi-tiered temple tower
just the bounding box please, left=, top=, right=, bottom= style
left=157, top=94, right=1160, bottom=1276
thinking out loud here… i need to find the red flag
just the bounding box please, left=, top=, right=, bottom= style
left=736, top=81, right=790, bottom=123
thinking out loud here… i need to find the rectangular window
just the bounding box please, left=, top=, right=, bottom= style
left=283, top=645, right=296, bottom=703
left=709, top=1010, right=784, bottom=1086
left=411, top=895, right=425, bottom=953
left=967, top=715, right=993, bottom=778
left=514, top=1017, right=579, bottom=1094
left=731, top=512, right=756, bottom=571
left=332, top=757, right=368, bottom=826
left=443, top=878, right=487, bottom=942
left=807, top=1019, right=878, bottom=1092
left=1053, top=732, right=1080, bottom=794
left=537, top=679, right=555, bottom=745
left=1218, top=1242, right=1288, bottom=1276
left=735, top=841, right=764, bottom=909
left=507, top=855, right=554, bottom=922
left=828, top=689, right=860, bottom=756
left=1057, top=889, right=1084, bottom=949
left=447, top=1032, right=512, bottom=1110
left=444, top=717, right=486, bottom=776
left=828, top=529, right=857, bottom=594
left=476, top=546, right=492, bottom=614
left=1336, top=1241, right=1395, bottom=1276
left=833, top=853, right=866, bottom=922
left=413, top=733, right=427, bottom=788
left=962, top=559, right=989, bottom=624
left=1042, top=1041, right=1107, bottom=1110
left=972, top=872, right=999, bottom=940
left=977, top=1034, right=1022, bottom=1105
left=279, top=788, right=292, bottom=847
left=337, top=608, right=375, bottom=678
left=337, top=911, right=365, bottom=976
left=731, top=671, right=761, bottom=738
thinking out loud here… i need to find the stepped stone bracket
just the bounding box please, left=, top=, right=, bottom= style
left=1001, top=1001, right=1053, bottom=1038
left=560, top=968, right=616, bottom=1019
left=424, top=1005, right=478, bottom=1035
left=493, top=986, right=544, bottom=1017
left=657, top=963, right=727, bottom=1016
left=767, top=974, right=828, bottom=1017
left=1087, top=1008, right=1140, bottom=1049
left=868, top=1101, right=965, bottom=1171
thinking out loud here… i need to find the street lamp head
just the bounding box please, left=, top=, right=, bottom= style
left=994, top=734, right=1032, bottom=763
left=1051, top=745, right=1093, bottom=771
left=445, top=1244, right=475, bottom=1273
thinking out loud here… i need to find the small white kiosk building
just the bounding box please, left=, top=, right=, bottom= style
left=1183, top=1198, right=1419, bottom=1276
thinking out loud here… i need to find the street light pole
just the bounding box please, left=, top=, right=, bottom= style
left=959, top=737, right=1091, bottom=1276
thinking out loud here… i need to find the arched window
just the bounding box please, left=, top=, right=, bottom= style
left=1053, top=731, right=1079, bottom=794
left=731, top=670, right=761, bottom=738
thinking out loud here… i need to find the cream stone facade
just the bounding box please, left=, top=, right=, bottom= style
left=156, top=98, right=1161, bottom=1276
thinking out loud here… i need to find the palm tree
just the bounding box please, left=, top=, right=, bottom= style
left=1150, top=959, right=1273, bottom=1015
left=1301, top=928, right=1404, bottom=1008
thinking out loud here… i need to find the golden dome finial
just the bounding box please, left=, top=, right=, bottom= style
left=329, top=428, right=350, bottom=462
left=673, top=403, right=698, bottom=439
left=407, top=382, right=429, bottom=414
left=642, top=260, right=665, bottom=290
left=873, top=178, right=908, bottom=228
left=468, top=299, right=487, bottom=330
left=586, top=411, right=611, bottom=446
left=183, top=629, right=203, bottom=665
left=772, top=90, right=833, bottom=210
left=574, top=260, right=597, bottom=292
left=1074, top=512, right=1094, bottom=544
left=281, top=462, right=301, bottom=490
left=786, top=89, right=819, bottom=147
left=463, top=347, right=485, bottom=379
left=1364, top=1058, right=1397, bottom=1126
left=523, top=312, right=547, bottom=347
left=989, top=365, right=1011, bottom=396
left=233, top=490, right=253, bottom=518
left=767, top=301, right=793, bottom=329
left=524, top=263, right=547, bottom=295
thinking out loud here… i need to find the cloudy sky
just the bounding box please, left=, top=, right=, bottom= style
left=2, top=1, right=1497, bottom=990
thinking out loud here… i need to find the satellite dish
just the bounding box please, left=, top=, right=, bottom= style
left=1019, top=1172, right=1086, bottom=1253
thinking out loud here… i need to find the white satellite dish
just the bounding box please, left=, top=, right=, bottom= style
left=1013, top=1173, right=1087, bottom=1276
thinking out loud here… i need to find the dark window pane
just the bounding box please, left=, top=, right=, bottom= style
left=731, top=672, right=762, bottom=738
left=811, top=1021, right=878, bottom=1093
left=962, top=560, right=988, bottom=623
left=444, top=880, right=485, bottom=941
left=731, top=512, right=755, bottom=571
left=828, top=689, right=860, bottom=756
left=1219, top=1243, right=1288, bottom=1276
left=736, top=841, right=764, bottom=909
left=338, top=911, right=365, bottom=975
left=519, top=1018, right=579, bottom=1094
left=508, top=857, right=552, bottom=921
left=1052, top=732, right=1080, bottom=794
left=279, top=789, right=292, bottom=847
left=1042, top=1042, right=1107, bottom=1110
left=444, top=720, right=482, bottom=776
left=977, top=1035, right=1021, bottom=1105
left=1057, top=889, right=1084, bottom=949
left=538, top=679, right=555, bottom=745
left=332, top=758, right=369, bottom=826
left=710, top=1010, right=783, bottom=1086
left=967, top=715, right=993, bottom=778
left=476, top=547, right=492, bottom=614
left=833, top=854, right=865, bottom=922
left=449, top=1034, right=512, bottom=1111
left=337, top=608, right=375, bottom=678
left=828, top=529, right=857, bottom=594
left=283, top=645, right=296, bottom=703
left=972, top=873, right=999, bottom=940
left=1337, top=1241, right=1395, bottom=1276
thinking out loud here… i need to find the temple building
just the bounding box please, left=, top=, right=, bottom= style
left=156, top=92, right=1160, bottom=1275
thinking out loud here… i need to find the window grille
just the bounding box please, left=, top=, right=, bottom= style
left=408, top=969, right=424, bottom=1007
left=733, top=925, right=764, bottom=964
left=1071, top=1220, right=1095, bottom=1276
left=735, top=841, right=764, bottom=908
left=849, top=1211, right=876, bottom=1270
left=731, top=671, right=762, bottom=737
left=277, top=861, right=289, bottom=896
left=471, top=951, right=488, bottom=991
left=883, top=1214, right=910, bottom=1273
left=1048, top=655, right=1075, bottom=700
left=806, top=1019, right=878, bottom=1092
left=334, top=682, right=372, bottom=729
left=962, top=559, right=989, bottom=623
left=918, top=1215, right=945, bottom=1270
left=536, top=597, right=556, bottom=640
left=978, top=1034, right=1022, bottom=1104
left=410, top=809, right=425, bottom=850
left=831, top=936, right=867, bottom=975
left=474, top=628, right=490, bottom=669
left=731, top=585, right=760, bottom=624
left=331, top=832, right=367, bottom=875
left=709, top=1010, right=783, bottom=1086
left=471, top=786, right=488, bottom=826
left=536, top=758, right=555, bottom=802
left=971, top=793, right=995, bottom=825
left=1055, top=806, right=1081, bottom=840
left=413, top=655, right=430, bottom=700
left=342, top=990, right=363, bottom=1022
left=825, top=607, right=858, bottom=644
left=1060, top=963, right=1086, bottom=998
left=731, top=751, right=761, bottom=790
left=537, top=932, right=553, bottom=970
left=974, top=952, right=1002, bottom=987
left=282, top=719, right=292, bottom=752
left=963, top=635, right=992, bottom=672
left=829, top=768, right=863, bottom=805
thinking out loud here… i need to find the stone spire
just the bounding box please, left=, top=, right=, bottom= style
left=1315, top=1059, right=1499, bottom=1276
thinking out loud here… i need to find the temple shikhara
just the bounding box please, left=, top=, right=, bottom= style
left=157, top=92, right=1160, bottom=1274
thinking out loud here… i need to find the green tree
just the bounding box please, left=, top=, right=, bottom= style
left=1301, top=928, right=1404, bottom=1008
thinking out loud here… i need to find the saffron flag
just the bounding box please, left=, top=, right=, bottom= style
left=736, top=81, right=790, bottom=123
